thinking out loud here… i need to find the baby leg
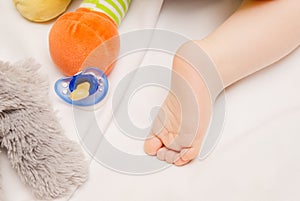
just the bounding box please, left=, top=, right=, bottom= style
left=144, top=0, right=300, bottom=166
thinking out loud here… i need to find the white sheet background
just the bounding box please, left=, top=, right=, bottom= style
left=1, top=0, right=300, bottom=201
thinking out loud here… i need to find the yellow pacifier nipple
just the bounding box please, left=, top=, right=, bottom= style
left=70, top=82, right=90, bottom=101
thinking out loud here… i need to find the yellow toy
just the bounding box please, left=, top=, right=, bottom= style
left=13, top=0, right=71, bottom=22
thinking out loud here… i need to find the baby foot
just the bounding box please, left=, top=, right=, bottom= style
left=144, top=42, right=214, bottom=166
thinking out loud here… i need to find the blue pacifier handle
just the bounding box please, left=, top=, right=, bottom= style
left=54, top=67, right=109, bottom=107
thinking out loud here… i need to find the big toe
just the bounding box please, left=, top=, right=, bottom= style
left=144, top=135, right=162, bottom=156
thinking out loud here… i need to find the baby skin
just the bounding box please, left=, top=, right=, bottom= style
left=144, top=0, right=300, bottom=166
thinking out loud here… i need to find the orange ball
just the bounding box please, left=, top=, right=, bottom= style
left=49, top=8, right=120, bottom=76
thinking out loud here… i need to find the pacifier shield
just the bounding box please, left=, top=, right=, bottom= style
left=54, top=67, right=109, bottom=107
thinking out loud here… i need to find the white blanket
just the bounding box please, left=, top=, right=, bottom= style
left=1, top=0, right=300, bottom=200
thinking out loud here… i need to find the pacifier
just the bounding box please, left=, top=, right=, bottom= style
left=54, top=67, right=109, bottom=109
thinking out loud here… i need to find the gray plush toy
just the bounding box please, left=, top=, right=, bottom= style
left=0, top=59, right=88, bottom=200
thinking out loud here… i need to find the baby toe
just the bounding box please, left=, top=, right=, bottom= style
left=180, top=147, right=200, bottom=162
left=165, top=149, right=180, bottom=164
left=144, top=135, right=162, bottom=156
left=157, top=147, right=168, bottom=161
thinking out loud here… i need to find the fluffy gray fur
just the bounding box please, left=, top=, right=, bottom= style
left=0, top=59, right=88, bottom=200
